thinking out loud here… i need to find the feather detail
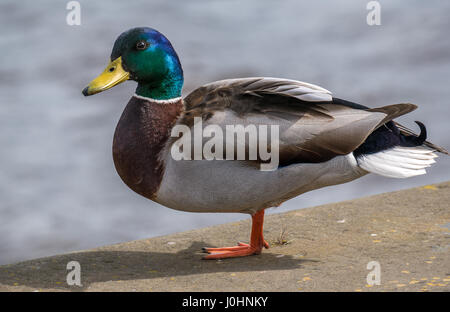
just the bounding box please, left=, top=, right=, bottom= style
left=179, top=77, right=388, bottom=165
left=394, top=121, right=449, bottom=154
left=356, top=146, right=438, bottom=178
left=184, top=77, right=333, bottom=109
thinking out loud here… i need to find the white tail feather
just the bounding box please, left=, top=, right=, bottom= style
left=356, top=147, right=438, bottom=178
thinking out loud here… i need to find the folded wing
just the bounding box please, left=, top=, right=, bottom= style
left=179, top=77, right=414, bottom=166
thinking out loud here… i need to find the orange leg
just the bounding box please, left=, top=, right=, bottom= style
left=203, top=209, right=269, bottom=259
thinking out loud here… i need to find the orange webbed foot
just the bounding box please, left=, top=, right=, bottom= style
left=202, top=210, right=269, bottom=260
left=202, top=245, right=261, bottom=259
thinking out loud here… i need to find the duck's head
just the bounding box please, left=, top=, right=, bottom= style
left=82, top=27, right=183, bottom=100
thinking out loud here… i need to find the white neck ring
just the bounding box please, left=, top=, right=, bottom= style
left=133, top=93, right=182, bottom=104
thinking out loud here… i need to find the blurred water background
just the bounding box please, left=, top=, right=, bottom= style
left=0, top=0, right=449, bottom=265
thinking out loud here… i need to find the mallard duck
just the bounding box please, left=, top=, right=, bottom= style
left=82, top=27, right=448, bottom=259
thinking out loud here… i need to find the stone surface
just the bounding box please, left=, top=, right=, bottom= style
left=0, top=182, right=449, bottom=292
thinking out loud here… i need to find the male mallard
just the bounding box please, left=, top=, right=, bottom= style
left=83, top=27, right=448, bottom=259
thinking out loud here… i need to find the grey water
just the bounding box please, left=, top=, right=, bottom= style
left=0, top=0, right=449, bottom=265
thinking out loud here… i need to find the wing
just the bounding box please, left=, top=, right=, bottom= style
left=177, top=77, right=409, bottom=167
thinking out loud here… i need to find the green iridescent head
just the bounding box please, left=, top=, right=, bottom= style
left=83, top=27, right=184, bottom=100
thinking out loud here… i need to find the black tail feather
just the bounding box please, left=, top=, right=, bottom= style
left=354, top=120, right=430, bottom=157
left=410, top=121, right=426, bottom=146
left=395, top=121, right=449, bottom=155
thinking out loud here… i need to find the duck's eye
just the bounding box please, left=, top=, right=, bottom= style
left=136, top=40, right=149, bottom=51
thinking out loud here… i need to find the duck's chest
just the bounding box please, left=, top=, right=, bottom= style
left=112, top=96, right=183, bottom=199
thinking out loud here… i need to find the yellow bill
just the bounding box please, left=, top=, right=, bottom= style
left=82, top=56, right=129, bottom=96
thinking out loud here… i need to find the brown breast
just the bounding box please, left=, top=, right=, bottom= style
left=112, top=96, right=184, bottom=200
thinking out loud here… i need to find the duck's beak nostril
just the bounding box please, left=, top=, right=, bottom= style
left=82, top=56, right=129, bottom=97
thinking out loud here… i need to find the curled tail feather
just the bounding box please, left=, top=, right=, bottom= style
left=354, top=104, right=446, bottom=178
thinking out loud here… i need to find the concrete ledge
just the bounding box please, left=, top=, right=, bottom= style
left=1, top=182, right=449, bottom=292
